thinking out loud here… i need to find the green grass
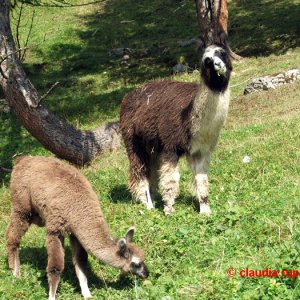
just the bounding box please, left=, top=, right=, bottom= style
left=1, top=0, right=300, bottom=299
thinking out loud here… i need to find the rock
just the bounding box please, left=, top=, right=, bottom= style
left=172, top=63, right=188, bottom=73
left=244, top=69, right=300, bottom=94
left=109, top=48, right=133, bottom=58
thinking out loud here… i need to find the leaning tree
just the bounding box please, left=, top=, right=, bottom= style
left=0, top=0, right=120, bottom=166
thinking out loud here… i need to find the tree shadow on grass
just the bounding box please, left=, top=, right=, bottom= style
left=0, top=113, right=45, bottom=184
left=19, top=245, right=135, bottom=296
left=109, top=184, right=132, bottom=204
left=229, top=0, right=300, bottom=56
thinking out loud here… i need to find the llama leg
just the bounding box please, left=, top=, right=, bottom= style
left=127, top=139, right=154, bottom=209
left=189, top=153, right=212, bottom=215
left=159, top=153, right=180, bottom=215
left=70, top=235, right=91, bottom=299
left=6, top=211, right=31, bottom=277
left=149, top=152, right=160, bottom=200
left=46, top=233, right=65, bottom=300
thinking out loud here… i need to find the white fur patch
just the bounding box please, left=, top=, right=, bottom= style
left=13, top=255, right=20, bottom=277
left=159, top=162, right=180, bottom=215
left=131, top=255, right=141, bottom=265
left=190, top=87, right=230, bottom=155
left=75, top=264, right=92, bottom=299
left=200, top=203, right=212, bottom=215
left=202, top=46, right=227, bottom=76
left=194, top=173, right=209, bottom=199
left=133, top=179, right=154, bottom=209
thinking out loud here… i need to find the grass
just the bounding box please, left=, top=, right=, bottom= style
left=1, top=0, right=300, bottom=299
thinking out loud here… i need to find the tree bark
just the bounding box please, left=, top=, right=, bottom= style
left=0, top=0, right=120, bottom=166
left=195, top=0, right=214, bottom=41
left=214, top=0, right=228, bottom=34
left=195, top=0, right=242, bottom=60
left=195, top=0, right=227, bottom=39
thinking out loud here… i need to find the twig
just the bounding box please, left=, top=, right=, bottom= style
left=230, top=73, right=259, bottom=88
left=25, top=0, right=105, bottom=8
left=0, top=46, right=30, bottom=65
left=21, top=10, right=35, bottom=62
left=15, top=0, right=24, bottom=60
left=38, top=81, right=60, bottom=104
left=0, top=166, right=12, bottom=173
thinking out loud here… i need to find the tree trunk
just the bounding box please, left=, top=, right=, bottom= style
left=195, top=0, right=227, bottom=38
left=195, top=0, right=242, bottom=60
left=0, top=0, right=120, bottom=166
left=195, top=0, right=214, bottom=41
left=214, top=0, right=228, bottom=34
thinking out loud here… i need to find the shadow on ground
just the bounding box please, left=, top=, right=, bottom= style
left=229, top=0, right=300, bottom=56
left=18, top=245, right=135, bottom=296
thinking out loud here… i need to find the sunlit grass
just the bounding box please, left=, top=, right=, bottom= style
left=0, top=0, right=299, bottom=299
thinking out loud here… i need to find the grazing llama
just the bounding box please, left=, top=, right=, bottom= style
left=120, top=32, right=232, bottom=215
left=6, top=156, right=149, bottom=300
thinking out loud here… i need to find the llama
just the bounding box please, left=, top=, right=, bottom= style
left=120, top=32, right=232, bottom=215
left=6, top=156, right=149, bottom=300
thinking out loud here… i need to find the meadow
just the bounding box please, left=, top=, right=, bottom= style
left=0, top=0, right=299, bottom=299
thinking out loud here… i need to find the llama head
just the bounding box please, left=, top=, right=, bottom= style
left=117, top=227, right=149, bottom=279
left=197, top=32, right=232, bottom=92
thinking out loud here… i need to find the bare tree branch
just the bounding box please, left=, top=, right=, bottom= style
left=13, top=0, right=105, bottom=8
left=38, top=81, right=59, bottom=104
left=0, top=0, right=121, bottom=165
left=21, top=9, right=35, bottom=61
left=15, top=0, right=24, bottom=60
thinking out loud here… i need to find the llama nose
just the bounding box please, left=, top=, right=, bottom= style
left=204, top=57, right=213, bottom=68
left=214, top=60, right=222, bottom=67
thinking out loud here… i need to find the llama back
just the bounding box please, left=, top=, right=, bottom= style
left=10, top=156, right=104, bottom=233
left=120, top=80, right=199, bottom=153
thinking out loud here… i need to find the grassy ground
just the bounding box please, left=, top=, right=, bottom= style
left=1, top=0, right=300, bottom=299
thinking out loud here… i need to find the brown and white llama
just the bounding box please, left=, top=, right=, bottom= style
left=6, top=156, right=149, bottom=300
left=120, top=32, right=232, bottom=215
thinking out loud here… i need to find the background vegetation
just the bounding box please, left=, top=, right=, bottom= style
left=0, top=0, right=299, bottom=299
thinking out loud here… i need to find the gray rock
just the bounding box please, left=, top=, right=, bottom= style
left=244, top=69, right=300, bottom=94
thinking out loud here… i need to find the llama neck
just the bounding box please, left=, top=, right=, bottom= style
left=192, top=78, right=230, bottom=120
left=189, top=78, right=230, bottom=154
left=92, top=241, right=127, bottom=269
left=72, top=218, right=126, bottom=269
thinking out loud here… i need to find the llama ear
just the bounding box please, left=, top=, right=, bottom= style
left=125, top=226, right=136, bottom=243
left=117, top=238, right=129, bottom=258
left=218, top=31, right=229, bottom=48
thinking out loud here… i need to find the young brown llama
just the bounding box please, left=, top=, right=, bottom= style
left=6, top=156, right=149, bottom=300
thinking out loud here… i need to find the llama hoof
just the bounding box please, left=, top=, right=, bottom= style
left=199, top=203, right=212, bottom=216
left=163, top=206, right=175, bottom=216
left=13, top=269, right=20, bottom=277
left=83, top=290, right=92, bottom=299
left=146, top=202, right=154, bottom=210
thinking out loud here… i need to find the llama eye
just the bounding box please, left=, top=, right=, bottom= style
left=220, top=51, right=226, bottom=59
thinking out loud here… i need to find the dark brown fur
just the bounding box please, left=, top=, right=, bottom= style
left=120, top=80, right=198, bottom=183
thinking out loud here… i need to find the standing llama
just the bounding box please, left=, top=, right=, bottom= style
left=6, top=156, right=149, bottom=300
left=120, top=32, right=232, bottom=215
